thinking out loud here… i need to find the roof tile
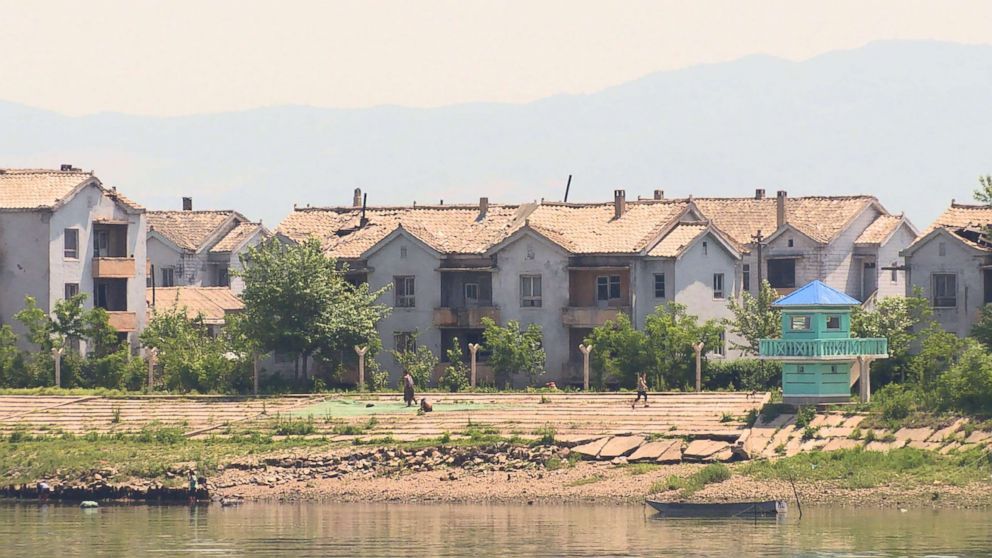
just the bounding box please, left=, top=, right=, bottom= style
left=147, top=287, right=244, bottom=325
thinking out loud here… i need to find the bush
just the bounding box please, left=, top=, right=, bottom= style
left=872, top=383, right=919, bottom=422
left=393, top=345, right=437, bottom=390
left=934, top=343, right=992, bottom=415
left=438, top=338, right=470, bottom=392
left=704, top=359, right=781, bottom=391
left=794, top=405, right=816, bottom=428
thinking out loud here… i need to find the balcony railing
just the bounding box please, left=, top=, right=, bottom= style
left=561, top=306, right=631, bottom=328
left=106, top=311, right=137, bottom=332
left=759, top=338, right=888, bottom=358
left=433, top=306, right=500, bottom=328
left=92, top=257, right=136, bottom=278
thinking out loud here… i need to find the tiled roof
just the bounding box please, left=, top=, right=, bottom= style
left=0, top=168, right=146, bottom=212
left=525, top=201, right=689, bottom=254
left=211, top=221, right=265, bottom=253
left=147, top=287, right=244, bottom=325
left=855, top=215, right=904, bottom=246
left=278, top=204, right=533, bottom=258
left=147, top=211, right=237, bottom=251
left=647, top=223, right=708, bottom=257
left=909, top=202, right=992, bottom=252
left=691, top=196, right=877, bottom=245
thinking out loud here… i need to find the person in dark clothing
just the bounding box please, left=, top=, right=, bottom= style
left=402, top=370, right=417, bottom=407
left=632, top=373, right=649, bottom=409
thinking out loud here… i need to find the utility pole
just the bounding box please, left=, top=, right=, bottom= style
left=751, top=229, right=765, bottom=288
left=468, top=343, right=480, bottom=387
left=579, top=344, right=593, bottom=391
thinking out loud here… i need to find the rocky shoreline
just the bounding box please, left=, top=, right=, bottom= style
left=6, top=439, right=992, bottom=510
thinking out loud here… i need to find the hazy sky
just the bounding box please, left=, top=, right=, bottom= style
left=3, top=0, right=991, bottom=116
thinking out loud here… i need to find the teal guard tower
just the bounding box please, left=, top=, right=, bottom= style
left=759, top=280, right=888, bottom=405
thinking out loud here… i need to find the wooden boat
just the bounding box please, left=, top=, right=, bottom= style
left=646, top=499, right=786, bottom=517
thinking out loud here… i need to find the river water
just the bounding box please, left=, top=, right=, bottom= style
left=2, top=501, right=991, bottom=557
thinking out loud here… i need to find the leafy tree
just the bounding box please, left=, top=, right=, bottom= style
left=392, top=336, right=438, bottom=389
left=908, top=323, right=969, bottom=391
left=974, top=175, right=992, bottom=205
left=15, top=294, right=117, bottom=355
left=935, top=341, right=992, bottom=414
left=438, top=337, right=470, bottom=392
left=643, top=303, right=723, bottom=390
left=481, top=317, right=545, bottom=388
left=140, top=307, right=245, bottom=393
left=237, top=238, right=390, bottom=380
left=851, top=290, right=932, bottom=384
left=969, top=304, right=992, bottom=349
left=725, top=280, right=780, bottom=355
left=584, top=314, right=650, bottom=389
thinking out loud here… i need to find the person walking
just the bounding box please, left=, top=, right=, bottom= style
left=632, top=373, right=649, bottom=409
left=402, top=370, right=417, bottom=407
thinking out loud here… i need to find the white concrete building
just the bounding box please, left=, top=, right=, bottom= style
left=0, top=166, right=147, bottom=349
left=277, top=188, right=916, bottom=385
left=146, top=199, right=269, bottom=295
left=902, top=202, right=992, bottom=336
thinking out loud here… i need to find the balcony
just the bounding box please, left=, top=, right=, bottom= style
left=92, top=257, right=136, bottom=278
left=106, top=311, right=137, bottom=332
left=759, top=338, right=888, bottom=359
left=433, top=306, right=500, bottom=328
left=561, top=306, right=631, bottom=328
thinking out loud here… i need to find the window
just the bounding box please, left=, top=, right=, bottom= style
left=464, top=283, right=479, bottom=304
left=742, top=264, right=750, bottom=292
left=520, top=275, right=542, bottom=307
left=653, top=274, right=666, bottom=298
left=790, top=315, right=811, bottom=330
left=767, top=258, right=796, bottom=289
left=93, top=229, right=110, bottom=257
left=395, top=276, right=415, bottom=307
left=712, top=273, right=725, bottom=299
left=787, top=238, right=794, bottom=248
left=161, top=267, right=175, bottom=287
left=64, top=283, right=79, bottom=299
left=217, top=266, right=230, bottom=287
left=798, top=365, right=806, bottom=374
left=400, top=246, right=408, bottom=259
left=826, top=315, right=841, bottom=330
left=63, top=228, right=79, bottom=259
left=932, top=274, right=956, bottom=307
left=596, top=275, right=621, bottom=301
left=393, top=332, right=416, bottom=353
left=702, top=241, right=708, bottom=255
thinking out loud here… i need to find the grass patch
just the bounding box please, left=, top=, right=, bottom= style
left=0, top=428, right=326, bottom=485
left=331, top=417, right=378, bottom=436
left=794, top=406, right=816, bottom=429
left=652, top=463, right=731, bottom=496
left=531, top=424, right=556, bottom=446
left=272, top=415, right=316, bottom=436
left=740, top=447, right=992, bottom=490
left=567, top=474, right=604, bottom=487
left=624, top=463, right=661, bottom=476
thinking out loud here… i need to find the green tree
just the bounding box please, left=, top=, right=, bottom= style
left=584, top=314, right=650, bottom=389
left=908, top=322, right=968, bottom=391
left=643, top=303, right=723, bottom=390
left=973, top=175, right=992, bottom=205
left=969, top=304, right=992, bottom=348
left=935, top=341, right=992, bottom=414
left=15, top=294, right=117, bottom=355
left=393, top=336, right=438, bottom=390
left=237, top=238, right=390, bottom=380
left=851, top=290, right=932, bottom=383
left=438, top=337, right=470, bottom=392
left=140, top=307, right=245, bottom=393
left=481, top=317, right=545, bottom=388
left=725, top=280, right=780, bottom=355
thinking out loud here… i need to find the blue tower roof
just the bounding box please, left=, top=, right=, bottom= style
left=772, top=280, right=861, bottom=307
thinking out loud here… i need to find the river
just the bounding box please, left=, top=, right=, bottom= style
left=2, top=502, right=991, bottom=557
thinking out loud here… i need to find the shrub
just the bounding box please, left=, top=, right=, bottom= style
left=273, top=415, right=316, bottom=436
left=393, top=344, right=437, bottom=389
left=934, top=343, right=992, bottom=415
left=438, top=339, right=470, bottom=392
left=872, top=383, right=918, bottom=423
left=794, top=405, right=816, bottom=429
left=704, top=359, right=781, bottom=391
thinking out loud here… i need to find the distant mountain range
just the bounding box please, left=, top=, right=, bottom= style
left=3, top=39, right=991, bottom=229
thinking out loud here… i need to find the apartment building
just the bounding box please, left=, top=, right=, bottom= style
left=278, top=188, right=915, bottom=384
left=0, top=166, right=147, bottom=349
left=901, top=202, right=992, bottom=336
left=146, top=198, right=269, bottom=295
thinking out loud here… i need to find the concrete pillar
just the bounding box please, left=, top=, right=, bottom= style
left=579, top=344, right=593, bottom=391
left=692, top=342, right=705, bottom=392
left=146, top=348, right=158, bottom=391
left=858, top=356, right=872, bottom=403
left=51, top=347, right=63, bottom=388
left=354, top=345, right=369, bottom=390
left=468, top=343, right=480, bottom=387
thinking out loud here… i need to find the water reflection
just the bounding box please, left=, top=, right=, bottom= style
left=2, top=502, right=991, bottom=557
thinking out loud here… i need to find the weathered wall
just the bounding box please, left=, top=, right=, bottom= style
left=0, top=211, right=50, bottom=345
left=821, top=206, right=883, bottom=298
left=671, top=232, right=740, bottom=357
left=876, top=224, right=916, bottom=299
left=492, top=232, right=571, bottom=382
left=906, top=233, right=985, bottom=336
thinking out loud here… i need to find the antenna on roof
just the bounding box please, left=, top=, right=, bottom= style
left=360, top=193, right=368, bottom=227
left=563, top=174, right=572, bottom=203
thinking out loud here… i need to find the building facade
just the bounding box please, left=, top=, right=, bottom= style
left=278, top=188, right=916, bottom=385
left=146, top=198, right=269, bottom=295
left=0, top=167, right=147, bottom=349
